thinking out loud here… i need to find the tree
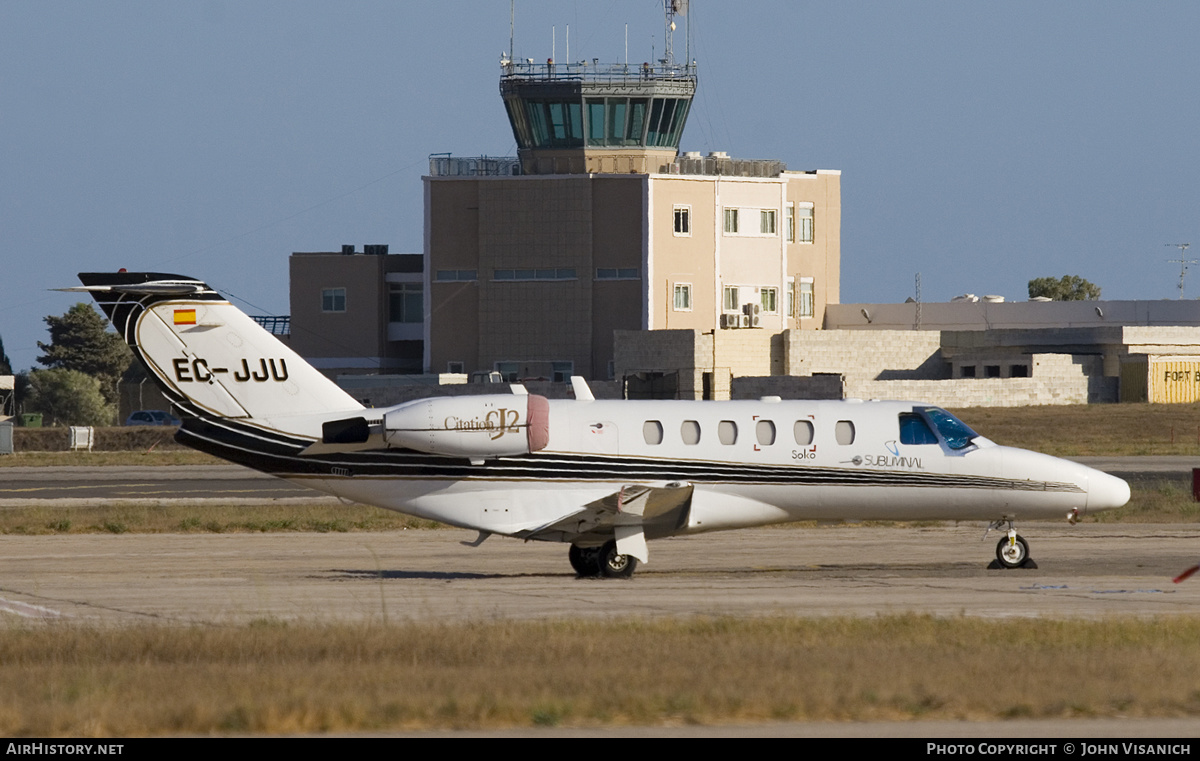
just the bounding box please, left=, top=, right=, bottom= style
left=37, top=303, right=131, bottom=405
left=1027, top=275, right=1101, bottom=301
left=24, top=368, right=115, bottom=426
left=0, top=334, right=11, bottom=375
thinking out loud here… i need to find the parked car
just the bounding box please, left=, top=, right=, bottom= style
left=124, top=410, right=181, bottom=427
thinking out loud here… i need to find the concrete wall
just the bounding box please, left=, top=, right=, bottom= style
left=846, top=354, right=1115, bottom=407
left=786, top=330, right=945, bottom=379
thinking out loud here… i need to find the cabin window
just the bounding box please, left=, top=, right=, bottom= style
left=960, top=365, right=977, bottom=378
left=835, top=420, right=855, bottom=445
left=718, top=420, right=738, bottom=445
left=756, top=420, right=776, bottom=446
left=898, top=413, right=938, bottom=445
left=643, top=420, right=664, bottom=445
left=793, top=420, right=814, bottom=445
left=985, top=365, right=1001, bottom=378
left=1011, top=364, right=1029, bottom=378
left=680, top=420, right=701, bottom=445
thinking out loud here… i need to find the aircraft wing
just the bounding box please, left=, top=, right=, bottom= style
left=515, top=482, right=694, bottom=563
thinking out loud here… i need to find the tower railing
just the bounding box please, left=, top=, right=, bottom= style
left=501, top=60, right=696, bottom=84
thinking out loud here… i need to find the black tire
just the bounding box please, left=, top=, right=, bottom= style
left=568, top=544, right=601, bottom=577
left=995, top=534, right=1030, bottom=569
left=598, top=540, right=638, bottom=579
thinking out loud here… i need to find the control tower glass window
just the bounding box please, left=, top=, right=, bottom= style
left=520, top=99, right=584, bottom=149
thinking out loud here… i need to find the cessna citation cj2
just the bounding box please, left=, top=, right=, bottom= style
left=70, top=271, right=1130, bottom=578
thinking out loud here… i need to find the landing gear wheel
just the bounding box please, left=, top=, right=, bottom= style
left=568, top=544, right=601, bottom=577
left=598, top=540, right=638, bottom=579
left=995, top=534, right=1030, bottom=569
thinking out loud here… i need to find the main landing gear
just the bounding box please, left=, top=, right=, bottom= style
left=986, top=519, right=1036, bottom=569
left=568, top=541, right=638, bottom=579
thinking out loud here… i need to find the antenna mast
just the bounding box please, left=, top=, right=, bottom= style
left=664, top=0, right=688, bottom=64
left=1166, top=243, right=1196, bottom=299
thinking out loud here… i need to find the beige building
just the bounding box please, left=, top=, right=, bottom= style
left=425, top=60, right=841, bottom=386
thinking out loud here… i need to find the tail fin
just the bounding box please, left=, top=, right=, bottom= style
left=74, top=272, right=363, bottom=422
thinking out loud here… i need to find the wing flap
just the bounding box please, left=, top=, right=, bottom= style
left=516, top=483, right=694, bottom=557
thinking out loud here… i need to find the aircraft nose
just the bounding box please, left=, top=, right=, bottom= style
left=1087, top=468, right=1131, bottom=512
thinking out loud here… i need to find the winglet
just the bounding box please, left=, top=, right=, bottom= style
left=571, top=375, right=595, bottom=401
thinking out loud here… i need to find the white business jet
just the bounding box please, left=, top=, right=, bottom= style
left=69, top=272, right=1130, bottom=577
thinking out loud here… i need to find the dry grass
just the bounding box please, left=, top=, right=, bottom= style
left=1, top=616, right=1198, bottom=735
left=950, top=403, right=1200, bottom=457
left=0, top=450, right=221, bottom=467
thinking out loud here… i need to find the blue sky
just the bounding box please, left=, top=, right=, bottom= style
left=3, top=1, right=1199, bottom=371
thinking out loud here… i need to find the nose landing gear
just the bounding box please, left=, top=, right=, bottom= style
left=985, top=519, right=1037, bottom=569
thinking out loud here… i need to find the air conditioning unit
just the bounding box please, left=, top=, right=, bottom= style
left=740, top=314, right=751, bottom=328
left=719, top=314, right=733, bottom=329
left=742, top=303, right=760, bottom=317
left=750, top=314, right=761, bottom=328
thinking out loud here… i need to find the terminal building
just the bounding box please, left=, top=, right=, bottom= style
left=423, top=54, right=840, bottom=391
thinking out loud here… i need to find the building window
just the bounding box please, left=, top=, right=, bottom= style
left=797, top=205, right=814, bottom=243
left=496, top=362, right=519, bottom=382
left=447, top=361, right=465, bottom=374
left=596, top=268, right=640, bottom=280
left=786, top=204, right=795, bottom=243
left=389, top=282, right=422, bottom=324
left=434, top=270, right=477, bottom=282
left=674, top=283, right=692, bottom=311
left=787, top=279, right=795, bottom=317
left=550, top=361, right=574, bottom=383
left=761, top=287, right=778, bottom=314
left=760, top=209, right=777, bottom=235
left=673, top=205, right=691, bottom=236
left=799, top=280, right=814, bottom=318
left=723, top=286, right=740, bottom=312
left=494, top=268, right=576, bottom=281
left=321, top=288, right=346, bottom=313
left=723, top=208, right=739, bottom=234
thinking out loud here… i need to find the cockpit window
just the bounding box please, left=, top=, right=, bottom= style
left=898, top=413, right=938, bottom=445
left=921, top=407, right=979, bottom=450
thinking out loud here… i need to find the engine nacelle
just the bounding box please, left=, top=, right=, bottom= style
left=383, top=394, right=550, bottom=457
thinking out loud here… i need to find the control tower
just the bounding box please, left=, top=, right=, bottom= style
left=499, top=3, right=695, bottom=175
left=499, top=57, right=696, bottom=175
